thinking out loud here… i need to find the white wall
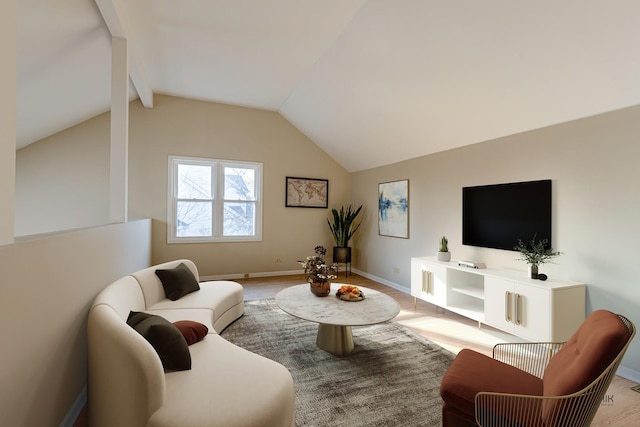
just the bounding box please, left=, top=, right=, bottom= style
left=0, top=220, right=151, bottom=426
left=352, top=105, right=640, bottom=379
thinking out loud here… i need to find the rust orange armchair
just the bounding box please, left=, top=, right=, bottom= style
left=440, top=310, right=635, bottom=427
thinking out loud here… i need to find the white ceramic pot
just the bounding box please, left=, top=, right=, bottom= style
left=437, top=251, right=451, bottom=262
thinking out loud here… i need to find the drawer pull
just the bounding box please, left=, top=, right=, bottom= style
left=422, top=269, right=433, bottom=294
left=515, top=293, right=522, bottom=325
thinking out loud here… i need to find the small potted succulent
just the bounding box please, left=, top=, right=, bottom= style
left=437, top=236, right=451, bottom=262
left=514, top=236, right=562, bottom=278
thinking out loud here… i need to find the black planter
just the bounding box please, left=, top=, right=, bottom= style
left=333, top=247, right=352, bottom=263
left=333, top=247, right=352, bottom=277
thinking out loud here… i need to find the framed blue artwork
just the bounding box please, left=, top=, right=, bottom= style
left=378, top=179, right=409, bottom=238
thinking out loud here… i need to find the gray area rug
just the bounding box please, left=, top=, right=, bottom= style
left=221, top=298, right=456, bottom=427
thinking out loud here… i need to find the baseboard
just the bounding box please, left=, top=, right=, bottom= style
left=351, top=268, right=410, bottom=295
left=60, top=384, right=86, bottom=427
left=202, top=268, right=413, bottom=296
left=201, top=269, right=302, bottom=281
left=616, top=365, right=640, bottom=384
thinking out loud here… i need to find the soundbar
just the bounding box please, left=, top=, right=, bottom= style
left=458, top=260, right=486, bottom=269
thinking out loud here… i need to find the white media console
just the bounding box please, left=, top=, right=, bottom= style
left=411, top=257, right=586, bottom=342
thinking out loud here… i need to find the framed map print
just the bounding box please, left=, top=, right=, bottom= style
left=378, top=179, right=409, bottom=238
left=285, top=177, right=329, bottom=208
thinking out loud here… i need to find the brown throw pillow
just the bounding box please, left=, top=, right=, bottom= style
left=155, top=262, right=200, bottom=301
left=173, top=320, right=209, bottom=345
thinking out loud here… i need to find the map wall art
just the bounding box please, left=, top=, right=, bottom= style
left=285, top=177, right=328, bottom=208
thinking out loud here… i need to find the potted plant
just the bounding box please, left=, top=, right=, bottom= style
left=327, top=204, right=363, bottom=264
left=298, top=246, right=338, bottom=296
left=437, top=236, right=451, bottom=262
left=514, top=236, right=562, bottom=278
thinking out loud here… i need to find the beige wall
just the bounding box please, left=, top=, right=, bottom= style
left=0, top=0, right=16, bottom=244
left=0, top=220, right=151, bottom=426
left=129, top=96, right=352, bottom=275
left=16, top=95, right=353, bottom=276
left=352, top=105, right=640, bottom=379
left=10, top=95, right=351, bottom=425
left=15, top=112, right=111, bottom=236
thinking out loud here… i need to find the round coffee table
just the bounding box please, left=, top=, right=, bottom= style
left=275, top=283, right=400, bottom=355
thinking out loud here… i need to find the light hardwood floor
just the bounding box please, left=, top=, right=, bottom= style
left=75, top=273, right=638, bottom=426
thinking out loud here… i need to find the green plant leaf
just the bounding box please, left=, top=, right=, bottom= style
left=514, top=235, right=562, bottom=266
left=327, top=204, right=363, bottom=247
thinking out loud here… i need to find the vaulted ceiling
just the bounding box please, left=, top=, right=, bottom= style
left=17, top=0, right=640, bottom=172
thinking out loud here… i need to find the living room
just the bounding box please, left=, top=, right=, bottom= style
left=2, top=2, right=640, bottom=426
left=5, top=94, right=640, bottom=426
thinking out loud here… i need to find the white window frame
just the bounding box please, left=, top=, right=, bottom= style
left=167, top=156, right=262, bottom=243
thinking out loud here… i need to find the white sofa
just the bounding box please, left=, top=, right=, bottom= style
left=88, top=259, right=295, bottom=427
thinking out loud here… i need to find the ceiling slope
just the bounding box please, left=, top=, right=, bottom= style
left=17, top=0, right=113, bottom=147
left=16, top=0, right=640, bottom=172
left=123, top=0, right=368, bottom=109
left=281, top=0, right=640, bottom=171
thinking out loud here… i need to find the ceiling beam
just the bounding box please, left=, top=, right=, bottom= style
left=94, top=0, right=153, bottom=108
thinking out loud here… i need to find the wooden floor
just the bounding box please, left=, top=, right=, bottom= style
left=75, top=273, right=639, bottom=426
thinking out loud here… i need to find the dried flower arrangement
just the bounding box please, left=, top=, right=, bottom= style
left=298, top=245, right=338, bottom=283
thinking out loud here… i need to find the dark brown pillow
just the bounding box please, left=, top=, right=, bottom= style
left=155, top=262, right=200, bottom=301
left=127, top=311, right=191, bottom=371
left=173, top=320, right=209, bottom=345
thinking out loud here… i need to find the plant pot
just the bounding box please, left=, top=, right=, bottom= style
left=310, top=281, right=331, bottom=297
left=528, top=264, right=539, bottom=279
left=437, top=251, right=451, bottom=262
left=333, top=247, right=352, bottom=263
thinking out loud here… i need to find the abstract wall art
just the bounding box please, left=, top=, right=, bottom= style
left=378, top=179, right=409, bottom=238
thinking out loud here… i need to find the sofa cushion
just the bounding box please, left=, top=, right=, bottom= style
left=148, top=281, right=244, bottom=332
left=127, top=311, right=191, bottom=371
left=132, top=260, right=200, bottom=308
left=173, top=321, right=209, bottom=345
left=147, top=335, right=295, bottom=427
left=155, top=263, right=200, bottom=301
left=440, top=348, right=543, bottom=420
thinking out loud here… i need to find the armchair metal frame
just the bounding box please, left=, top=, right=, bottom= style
left=474, top=314, right=635, bottom=427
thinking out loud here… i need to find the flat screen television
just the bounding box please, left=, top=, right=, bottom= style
left=462, top=179, right=552, bottom=251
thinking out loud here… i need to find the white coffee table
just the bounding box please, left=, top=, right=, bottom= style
left=275, top=283, right=400, bottom=355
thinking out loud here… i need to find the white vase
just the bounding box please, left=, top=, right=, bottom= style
left=437, top=251, right=451, bottom=262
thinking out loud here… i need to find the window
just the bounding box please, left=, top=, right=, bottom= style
left=168, top=156, right=262, bottom=243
